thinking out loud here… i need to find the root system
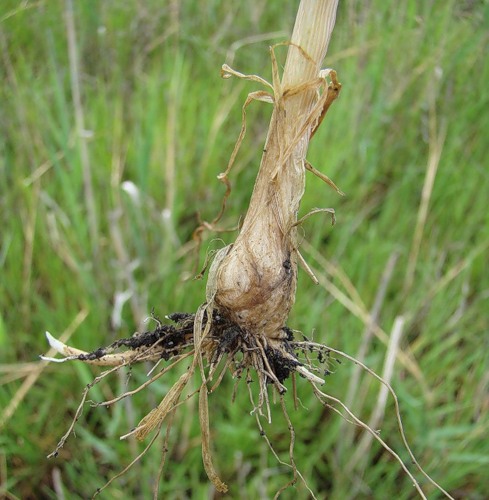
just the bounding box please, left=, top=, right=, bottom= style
left=43, top=306, right=452, bottom=499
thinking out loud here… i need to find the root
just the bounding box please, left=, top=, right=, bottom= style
left=293, top=341, right=454, bottom=500
left=43, top=309, right=314, bottom=495
left=93, top=422, right=163, bottom=499
left=43, top=310, right=452, bottom=499
left=246, top=374, right=317, bottom=500
left=152, top=408, right=176, bottom=500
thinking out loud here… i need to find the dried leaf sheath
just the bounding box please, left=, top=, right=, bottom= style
left=213, top=3, right=341, bottom=341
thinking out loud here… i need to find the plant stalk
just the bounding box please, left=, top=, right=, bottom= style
left=213, top=0, right=340, bottom=341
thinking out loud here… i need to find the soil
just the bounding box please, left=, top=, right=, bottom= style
left=72, top=310, right=301, bottom=384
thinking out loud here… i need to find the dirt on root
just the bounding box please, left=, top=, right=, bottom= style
left=74, top=311, right=301, bottom=384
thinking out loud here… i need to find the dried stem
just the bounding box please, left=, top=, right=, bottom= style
left=404, top=90, right=447, bottom=294
left=64, top=0, right=98, bottom=257
left=347, top=315, right=405, bottom=473
left=212, top=0, right=340, bottom=341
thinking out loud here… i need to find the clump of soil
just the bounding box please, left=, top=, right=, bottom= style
left=65, top=311, right=302, bottom=387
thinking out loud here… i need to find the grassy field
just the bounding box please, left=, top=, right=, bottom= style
left=1, top=1, right=488, bottom=498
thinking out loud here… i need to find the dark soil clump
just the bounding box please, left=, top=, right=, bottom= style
left=72, top=310, right=301, bottom=384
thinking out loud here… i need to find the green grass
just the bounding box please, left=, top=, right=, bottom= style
left=1, top=0, right=488, bottom=498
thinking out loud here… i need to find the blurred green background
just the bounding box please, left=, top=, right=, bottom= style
left=1, top=1, right=488, bottom=498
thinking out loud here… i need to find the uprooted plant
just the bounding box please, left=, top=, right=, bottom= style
left=42, top=1, right=454, bottom=498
